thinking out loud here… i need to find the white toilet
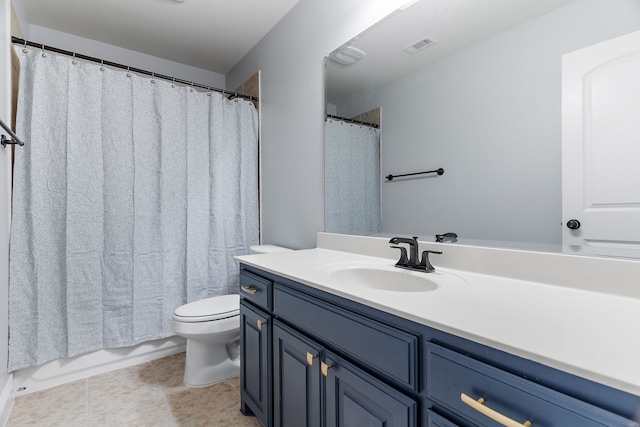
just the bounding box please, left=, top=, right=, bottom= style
left=172, top=244, right=291, bottom=387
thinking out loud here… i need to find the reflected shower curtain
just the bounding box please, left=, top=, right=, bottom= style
left=8, top=48, right=259, bottom=371
left=324, top=118, right=381, bottom=235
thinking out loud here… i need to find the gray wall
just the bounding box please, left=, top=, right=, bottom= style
left=337, top=0, right=640, bottom=244
left=228, top=0, right=405, bottom=249
left=27, top=25, right=225, bottom=88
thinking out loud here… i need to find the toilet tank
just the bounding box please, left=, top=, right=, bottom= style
left=249, top=244, right=292, bottom=254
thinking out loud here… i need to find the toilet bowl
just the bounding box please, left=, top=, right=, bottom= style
left=172, top=244, right=292, bottom=387
left=172, top=294, right=241, bottom=387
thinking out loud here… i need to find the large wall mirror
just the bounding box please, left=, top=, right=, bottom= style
left=325, top=0, right=640, bottom=258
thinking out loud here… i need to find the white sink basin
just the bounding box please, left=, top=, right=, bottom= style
left=328, top=265, right=456, bottom=292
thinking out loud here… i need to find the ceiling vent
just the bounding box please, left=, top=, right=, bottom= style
left=403, top=37, right=437, bottom=54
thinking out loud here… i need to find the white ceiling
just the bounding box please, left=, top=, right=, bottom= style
left=20, top=0, right=300, bottom=74
left=326, top=0, right=577, bottom=105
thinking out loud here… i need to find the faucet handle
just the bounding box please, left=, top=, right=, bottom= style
left=435, top=232, right=457, bottom=243
left=390, top=245, right=409, bottom=267
left=419, top=250, right=442, bottom=272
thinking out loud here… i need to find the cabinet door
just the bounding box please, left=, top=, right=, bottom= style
left=240, top=300, right=271, bottom=426
left=324, top=351, right=417, bottom=427
left=273, top=321, right=322, bottom=427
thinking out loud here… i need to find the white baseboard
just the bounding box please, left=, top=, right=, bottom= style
left=0, top=374, right=14, bottom=427
left=12, top=337, right=186, bottom=397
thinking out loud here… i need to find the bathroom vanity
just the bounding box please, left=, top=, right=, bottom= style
left=236, top=233, right=640, bottom=427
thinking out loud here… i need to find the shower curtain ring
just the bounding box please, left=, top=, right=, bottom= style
left=22, top=40, right=28, bottom=53
left=190, top=81, right=194, bottom=92
left=72, top=52, right=77, bottom=65
left=127, top=66, right=131, bottom=77
left=151, top=73, right=155, bottom=84
left=100, top=60, right=104, bottom=71
left=41, top=44, right=46, bottom=57
left=172, top=77, right=175, bottom=88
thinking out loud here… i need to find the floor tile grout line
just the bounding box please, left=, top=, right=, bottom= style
left=227, top=378, right=241, bottom=397
left=7, top=353, right=251, bottom=426
left=149, top=359, right=180, bottom=427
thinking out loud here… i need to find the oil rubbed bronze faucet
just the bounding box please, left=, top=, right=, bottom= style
left=389, top=236, right=442, bottom=273
left=389, top=236, right=419, bottom=267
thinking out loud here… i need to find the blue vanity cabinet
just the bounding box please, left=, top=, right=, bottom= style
left=239, top=264, right=640, bottom=427
left=240, top=300, right=271, bottom=426
left=273, top=282, right=420, bottom=392
left=425, top=342, right=640, bottom=427
left=273, top=308, right=417, bottom=427
left=273, top=282, right=419, bottom=427
left=324, top=350, right=418, bottom=427
left=273, top=320, right=322, bottom=427
left=240, top=270, right=274, bottom=427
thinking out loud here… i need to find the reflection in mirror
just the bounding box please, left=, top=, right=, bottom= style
left=324, top=113, right=381, bottom=235
left=325, top=0, right=640, bottom=258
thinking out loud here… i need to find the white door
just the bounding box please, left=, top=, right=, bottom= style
left=562, top=30, right=640, bottom=257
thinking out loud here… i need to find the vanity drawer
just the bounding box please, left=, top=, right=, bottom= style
left=426, top=342, right=636, bottom=427
left=239, top=270, right=272, bottom=311
left=274, top=284, right=419, bottom=391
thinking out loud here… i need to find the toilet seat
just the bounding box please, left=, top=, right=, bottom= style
left=173, top=294, right=239, bottom=323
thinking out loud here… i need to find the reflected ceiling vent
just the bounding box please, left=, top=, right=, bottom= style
left=403, top=37, right=437, bottom=54
left=330, top=46, right=366, bottom=66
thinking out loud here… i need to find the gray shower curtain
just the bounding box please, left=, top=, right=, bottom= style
left=8, top=47, right=259, bottom=371
left=325, top=118, right=381, bottom=235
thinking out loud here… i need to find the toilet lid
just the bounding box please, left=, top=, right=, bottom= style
left=174, top=294, right=239, bottom=322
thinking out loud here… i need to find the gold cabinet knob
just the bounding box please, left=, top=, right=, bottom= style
left=321, top=361, right=332, bottom=377
left=257, top=319, right=267, bottom=331
left=306, top=352, right=317, bottom=366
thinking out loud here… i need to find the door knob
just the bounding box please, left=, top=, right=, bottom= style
left=566, top=219, right=581, bottom=230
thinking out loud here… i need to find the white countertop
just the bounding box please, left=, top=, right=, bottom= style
left=237, top=235, right=640, bottom=397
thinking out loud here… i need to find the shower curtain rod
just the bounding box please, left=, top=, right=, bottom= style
left=11, top=36, right=257, bottom=102
left=0, top=116, right=25, bottom=148
left=326, top=114, right=379, bottom=129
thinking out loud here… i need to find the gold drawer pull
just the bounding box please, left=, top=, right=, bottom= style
left=257, top=319, right=267, bottom=331
left=461, top=393, right=532, bottom=427
left=306, top=352, right=317, bottom=366
left=321, top=362, right=332, bottom=377
left=241, top=286, right=257, bottom=295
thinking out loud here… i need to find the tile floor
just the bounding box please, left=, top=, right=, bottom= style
left=7, top=352, right=262, bottom=427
